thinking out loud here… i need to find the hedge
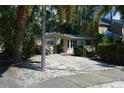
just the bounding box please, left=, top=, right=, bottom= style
left=96, top=43, right=124, bottom=65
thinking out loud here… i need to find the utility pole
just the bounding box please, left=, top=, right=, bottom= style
left=41, top=5, right=46, bottom=71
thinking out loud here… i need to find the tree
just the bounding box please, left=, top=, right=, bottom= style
left=65, top=5, right=75, bottom=24
left=116, top=6, right=124, bottom=42
left=0, top=6, right=17, bottom=60
left=52, top=5, right=76, bottom=34
left=71, top=6, right=98, bottom=35
left=13, top=6, right=29, bottom=64
left=0, top=5, right=34, bottom=62
left=116, top=6, right=124, bottom=19
left=64, top=5, right=75, bottom=34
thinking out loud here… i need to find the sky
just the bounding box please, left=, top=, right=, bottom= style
left=105, top=12, right=121, bottom=20
left=113, top=12, right=121, bottom=20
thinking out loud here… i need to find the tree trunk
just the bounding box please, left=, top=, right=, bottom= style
left=110, top=9, right=113, bottom=31
left=13, top=6, right=28, bottom=64
left=108, top=6, right=113, bottom=32
left=41, top=5, right=46, bottom=71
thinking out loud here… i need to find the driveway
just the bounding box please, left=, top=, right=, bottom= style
left=45, top=54, right=116, bottom=72
left=0, top=54, right=123, bottom=87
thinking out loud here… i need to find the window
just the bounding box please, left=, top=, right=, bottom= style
left=85, top=40, right=91, bottom=45
left=47, top=41, right=54, bottom=45
left=73, top=40, right=77, bottom=46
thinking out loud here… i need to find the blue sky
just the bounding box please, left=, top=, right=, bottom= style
left=105, top=12, right=121, bottom=20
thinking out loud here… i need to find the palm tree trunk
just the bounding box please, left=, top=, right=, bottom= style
left=41, top=5, right=46, bottom=71
left=13, top=6, right=28, bottom=64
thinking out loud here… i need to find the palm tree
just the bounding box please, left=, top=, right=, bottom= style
left=13, top=6, right=28, bottom=64
left=53, top=5, right=75, bottom=33
left=65, top=5, right=75, bottom=24
left=57, top=5, right=66, bottom=25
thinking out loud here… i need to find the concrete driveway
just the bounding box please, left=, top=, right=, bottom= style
left=31, top=54, right=117, bottom=72
left=0, top=54, right=123, bottom=87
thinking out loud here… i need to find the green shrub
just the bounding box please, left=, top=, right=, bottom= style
left=116, top=46, right=124, bottom=62
left=97, top=43, right=117, bottom=61
left=54, top=45, right=63, bottom=53
left=22, top=37, right=36, bottom=60
left=102, top=36, right=113, bottom=44
left=86, top=51, right=96, bottom=58
left=74, top=46, right=88, bottom=57
left=96, top=43, right=124, bottom=65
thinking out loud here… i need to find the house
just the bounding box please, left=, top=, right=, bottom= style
left=45, top=32, right=95, bottom=54
left=99, top=20, right=110, bottom=34
left=99, top=18, right=124, bottom=35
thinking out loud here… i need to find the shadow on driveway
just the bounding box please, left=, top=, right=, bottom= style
left=0, top=61, right=10, bottom=77
left=0, top=58, right=41, bottom=77
left=96, top=63, right=116, bottom=68
left=13, top=61, right=42, bottom=71
left=89, top=57, right=116, bottom=68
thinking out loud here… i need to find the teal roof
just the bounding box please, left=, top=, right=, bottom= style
left=45, top=32, right=94, bottom=40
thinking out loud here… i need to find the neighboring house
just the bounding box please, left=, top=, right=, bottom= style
left=99, top=18, right=124, bottom=35
left=99, top=20, right=110, bottom=34
left=45, top=32, right=95, bottom=54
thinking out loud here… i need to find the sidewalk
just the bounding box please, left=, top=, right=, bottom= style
left=29, top=69, right=124, bottom=88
